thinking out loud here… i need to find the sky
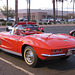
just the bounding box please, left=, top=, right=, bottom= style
left=0, top=0, right=74, bottom=11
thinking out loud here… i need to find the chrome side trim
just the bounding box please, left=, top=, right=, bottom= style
left=0, top=48, right=22, bottom=56
left=41, top=53, right=65, bottom=57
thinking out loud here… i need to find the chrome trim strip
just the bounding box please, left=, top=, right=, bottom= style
left=0, top=48, right=22, bottom=56
left=41, top=53, right=65, bottom=57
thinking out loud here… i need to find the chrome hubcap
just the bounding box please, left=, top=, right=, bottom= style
left=25, top=50, right=34, bottom=64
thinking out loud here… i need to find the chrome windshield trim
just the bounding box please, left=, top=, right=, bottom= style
left=0, top=48, right=22, bottom=56
left=41, top=53, right=65, bottom=57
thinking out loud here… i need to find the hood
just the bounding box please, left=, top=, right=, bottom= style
left=30, top=33, right=75, bottom=48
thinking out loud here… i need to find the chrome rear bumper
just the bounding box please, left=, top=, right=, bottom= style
left=41, top=54, right=65, bottom=57
left=41, top=49, right=75, bottom=57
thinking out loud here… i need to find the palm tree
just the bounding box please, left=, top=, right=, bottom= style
left=15, top=0, right=18, bottom=24
left=7, top=0, right=8, bottom=21
left=26, top=0, right=30, bottom=22
left=72, top=0, right=75, bottom=18
left=58, top=0, right=64, bottom=20
left=53, top=0, right=56, bottom=24
left=58, top=0, right=67, bottom=20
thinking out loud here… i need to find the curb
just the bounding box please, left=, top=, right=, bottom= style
left=0, top=26, right=8, bottom=29
left=0, top=24, right=75, bottom=29
left=39, top=24, right=75, bottom=27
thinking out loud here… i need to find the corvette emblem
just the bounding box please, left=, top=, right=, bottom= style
left=64, top=40, right=68, bottom=42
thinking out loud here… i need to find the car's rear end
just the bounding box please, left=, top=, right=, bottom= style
left=24, top=24, right=44, bottom=32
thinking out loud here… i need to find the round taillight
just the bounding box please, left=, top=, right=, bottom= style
left=41, top=27, right=43, bottom=30
left=28, top=28, right=31, bottom=31
left=25, top=28, right=27, bottom=29
left=38, top=28, right=39, bottom=30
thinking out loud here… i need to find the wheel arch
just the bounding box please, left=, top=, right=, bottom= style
left=21, top=44, right=29, bottom=57
left=21, top=44, right=34, bottom=57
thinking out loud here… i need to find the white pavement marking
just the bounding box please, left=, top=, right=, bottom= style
left=0, top=57, right=34, bottom=75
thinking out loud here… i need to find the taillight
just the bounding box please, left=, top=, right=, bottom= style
left=28, top=28, right=31, bottom=31
left=41, top=27, right=43, bottom=30
left=25, top=28, right=31, bottom=31
left=38, top=28, right=39, bottom=30
left=25, top=28, right=27, bottom=30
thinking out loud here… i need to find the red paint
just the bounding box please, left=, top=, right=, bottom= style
left=17, top=22, right=36, bottom=25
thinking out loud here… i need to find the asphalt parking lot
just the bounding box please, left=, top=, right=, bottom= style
left=0, top=25, right=75, bottom=75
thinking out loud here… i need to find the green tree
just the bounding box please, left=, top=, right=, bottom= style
left=58, top=0, right=67, bottom=20
left=0, top=5, right=14, bottom=18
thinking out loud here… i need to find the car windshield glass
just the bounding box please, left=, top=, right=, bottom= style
left=17, top=24, right=38, bottom=28
left=27, top=24, right=37, bottom=27
left=17, top=24, right=26, bottom=27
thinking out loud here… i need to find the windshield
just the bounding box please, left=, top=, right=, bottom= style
left=17, top=24, right=38, bottom=27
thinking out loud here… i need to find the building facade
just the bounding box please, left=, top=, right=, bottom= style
left=0, top=9, right=73, bottom=22
left=18, top=12, right=47, bottom=22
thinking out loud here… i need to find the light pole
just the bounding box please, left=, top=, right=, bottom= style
left=15, top=0, right=18, bottom=24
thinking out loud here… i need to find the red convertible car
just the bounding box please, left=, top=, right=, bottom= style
left=0, top=25, right=75, bottom=67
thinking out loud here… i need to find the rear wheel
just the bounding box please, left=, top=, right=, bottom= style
left=24, top=46, right=39, bottom=67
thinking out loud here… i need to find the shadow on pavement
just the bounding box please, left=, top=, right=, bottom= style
left=1, top=50, right=75, bottom=71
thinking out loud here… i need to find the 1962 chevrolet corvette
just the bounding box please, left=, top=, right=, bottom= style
left=0, top=24, right=75, bottom=67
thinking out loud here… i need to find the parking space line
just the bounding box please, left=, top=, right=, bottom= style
left=0, top=57, right=34, bottom=75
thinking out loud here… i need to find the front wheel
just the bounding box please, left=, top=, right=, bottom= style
left=24, top=46, right=40, bottom=67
